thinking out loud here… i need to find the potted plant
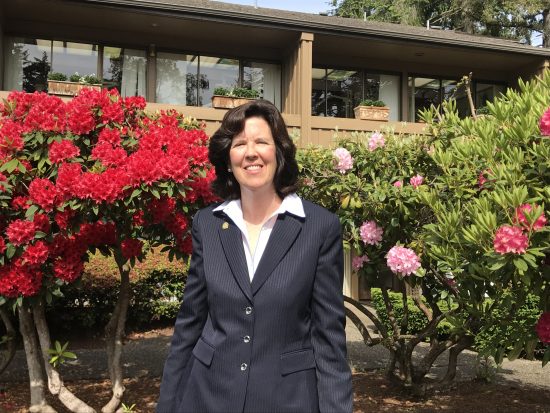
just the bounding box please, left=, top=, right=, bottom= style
left=47, top=72, right=102, bottom=96
left=354, top=99, right=390, bottom=122
left=211, top=87, right=260, bottom=109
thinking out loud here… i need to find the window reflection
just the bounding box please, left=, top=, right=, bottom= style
left=4, top=38, right=51, bottom=92
left=312, top=68, right=400, bottom=120
left=156, top=52, right=200, bottom=105
left=51, top=41, right=98, bottom=79
left=243, top=61, right=281, bottom=109
left=103, top=47, right=147, bottom=97
left=199, top=56, right=239, bottom=107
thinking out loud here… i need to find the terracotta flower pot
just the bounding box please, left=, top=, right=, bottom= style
left=211, top=95, right=256, bottom=109
left=353, top=105, right=390, bottom=122
left=47, top=80, right=102, bottom=96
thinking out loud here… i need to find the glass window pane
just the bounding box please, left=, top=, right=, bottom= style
left=243, top=61, right=281, bottom=109
left=103, top=47, right=146, bottom=97
left=3, top=37, right=51, bottom=92
left=51, top=41, right=98, bottom=79
left=156, top=52, right=198, bottom=105
left=476, top=83, right=506, bottom=108
left=409, top=77, right=440, bottom=122
left=312, top=68, right=327, bottom=116
left=325, top=69, right=361, bottom=118
left=442, top=79, right=471, bottom=117
left=366, top=73, right=400, bottom=121
left=199, top=56, right=239, bottom=107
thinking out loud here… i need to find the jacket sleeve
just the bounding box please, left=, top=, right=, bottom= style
left=311, top=214, right=353, bottom=413
left=157, top=210, right=209, bottom=413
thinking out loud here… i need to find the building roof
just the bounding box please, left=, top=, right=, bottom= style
left=76, top=0, right=550, bottom=57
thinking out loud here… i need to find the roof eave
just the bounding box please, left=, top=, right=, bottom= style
left=69, top=0, right=550, bottom=57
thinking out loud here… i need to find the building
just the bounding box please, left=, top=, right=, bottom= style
left=1, top=0, right=549, bottom=298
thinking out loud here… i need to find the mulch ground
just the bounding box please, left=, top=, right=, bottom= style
left=2, top=371, right=550, bottom=412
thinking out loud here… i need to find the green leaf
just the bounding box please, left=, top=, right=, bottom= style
left=6, top=245, right=15, bottom=259
left=507, top=340, right=523, bottom=362
left=513, top=258, right=528, bottom=273
left=0, top=158, right=19, bottom=173
left=63, top=351, right=77, bottom=360
left=542, top=348, right=550, bottom=367
left=25, top=205, right=38, bottom=219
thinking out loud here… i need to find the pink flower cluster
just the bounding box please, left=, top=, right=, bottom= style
left=515, top=204, right=547, bottom=231
left=540, top=107, right=550, bottom=136
left=493, top=225, right=529, bottom=254
left=49, top=140, right=80, bottom=163
left=368, top=132, right=385, bottom=151
left=360, top=220, right=383, bottom=245
left=333, top=147, right=353, bottom=174
left=386, top=246, right=421, bottom=276
left=536, top=312, right=550, bottom=344
left=494, top=204, right=546, bottom=255
left=410, top=174, right=424, bottom=188
left=352, top=254, right=370, bottom=271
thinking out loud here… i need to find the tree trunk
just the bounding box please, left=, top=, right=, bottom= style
left=32, top=299, right=96, bottom=413
left=0, top=307, right=16, bottom=375
left=17, top=304, right=56, bottom=413
left=102, top=258, right=131, bottom=413
left=543, top=9, right=549, bottom=48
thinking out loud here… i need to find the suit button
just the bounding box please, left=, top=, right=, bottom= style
left=241, top=363, right=248, bottom=371
left=243, top=335, right=251, bottom=343
left=245, top=306, right=252, bottom=315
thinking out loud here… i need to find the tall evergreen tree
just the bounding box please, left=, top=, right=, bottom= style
left=329, top=0, right=550, bottom=47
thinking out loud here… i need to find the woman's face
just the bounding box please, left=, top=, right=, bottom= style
left=229, top=116, right=277, bottom=196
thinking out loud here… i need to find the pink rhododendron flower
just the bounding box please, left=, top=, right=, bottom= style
left=360, top=220, right=383, bottom=246
left=540, top=107, right=550, bottom=136
left=410, top=174, right=424, bottom=188
left=368, top=132, right=385, bottom=151
left=386, top=246, right=421, bottom=276
left=515, top=204, right=547, bottom=231
left=493, top=225, right=528, bottom=254
left=352, top=255, right=369, bottom=271
left=333, top=147, right=353, bottom=174
left=536, top=312, right=550, bottom=343
left=393, top=180, right=403, bottom=188
left=48, top=140, right=80, bottom=163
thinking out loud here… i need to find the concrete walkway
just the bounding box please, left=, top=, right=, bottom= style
left=2, top=304, right=549, bottom=391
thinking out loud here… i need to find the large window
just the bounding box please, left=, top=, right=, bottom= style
left=155, top=54, right=281, bottom=108
left=51, top=41, right=98, bottom=79
left=408, top=76, right=507, bottom=121
left=312, top=68, right=400, bottom=120
left=103, top=47, right=147, bottom=97
left=3, top=38, right=51, bottom=92
left=4, top=37, right=146, bottom=97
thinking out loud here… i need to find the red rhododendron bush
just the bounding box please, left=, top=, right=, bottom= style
left=296, top=70, right=550, bottom=394
left=0, top=88, right=215, bottom=412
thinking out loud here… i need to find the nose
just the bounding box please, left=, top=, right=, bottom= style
left=244, top=141, right=258, bottom=159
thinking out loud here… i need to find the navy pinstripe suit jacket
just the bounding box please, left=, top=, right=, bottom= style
left=157, top=200, right=353, bottom=413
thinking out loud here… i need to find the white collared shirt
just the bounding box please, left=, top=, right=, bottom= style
left=213, top=193, right=305, bottom=281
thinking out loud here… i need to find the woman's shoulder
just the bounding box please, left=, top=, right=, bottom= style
left=300, top=199, right=340, bottom=225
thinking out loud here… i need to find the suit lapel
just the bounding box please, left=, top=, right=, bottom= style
left=218, top=217, right=253, bottom=302
left=251, top=213, right=303, bottom=296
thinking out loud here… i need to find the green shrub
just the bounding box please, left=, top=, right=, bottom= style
left=370, top=288, right=454, bottom=339
left=213, top=87, right=259, bottom=98
left=47, top=72, right=67, bottom=81
left=82, top=74, right=101, bottom=85
left=46, top=248, right=187, bottom=333
left=358, top=99, right=386, bottom=107
left=69, top=73, right=82, bottom=82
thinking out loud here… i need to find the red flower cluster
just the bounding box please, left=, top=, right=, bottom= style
left=121, top=238, right=144, bottom=259
left=29, top=178, right=59, bottom=211
left=0, top=259, right=42, bottom=297
left=536, top=312, right=550, bottom=343
left=6, top=219, right=36, bottom=245
left=49, top=140, right=80, bottom=163
left=22, top=241, right=49, bottom=265
left=493, top=225, right=529, bottom=255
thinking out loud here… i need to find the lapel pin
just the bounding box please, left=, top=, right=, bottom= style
left=222, top=222, right=229, bottom=230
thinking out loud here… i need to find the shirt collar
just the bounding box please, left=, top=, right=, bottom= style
left=213, top=193, right=305, bottom=219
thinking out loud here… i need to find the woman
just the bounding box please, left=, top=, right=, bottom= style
left=157, top=100, right=352, bottom=413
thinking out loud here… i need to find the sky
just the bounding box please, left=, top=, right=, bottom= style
left=219, top=0, right=332, bottom=14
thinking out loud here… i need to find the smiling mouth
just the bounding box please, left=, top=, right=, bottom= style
left=244, top=165, right=263, bottom=170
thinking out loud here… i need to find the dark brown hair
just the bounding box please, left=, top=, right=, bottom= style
left=208, top=99, right=299, bottom=200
